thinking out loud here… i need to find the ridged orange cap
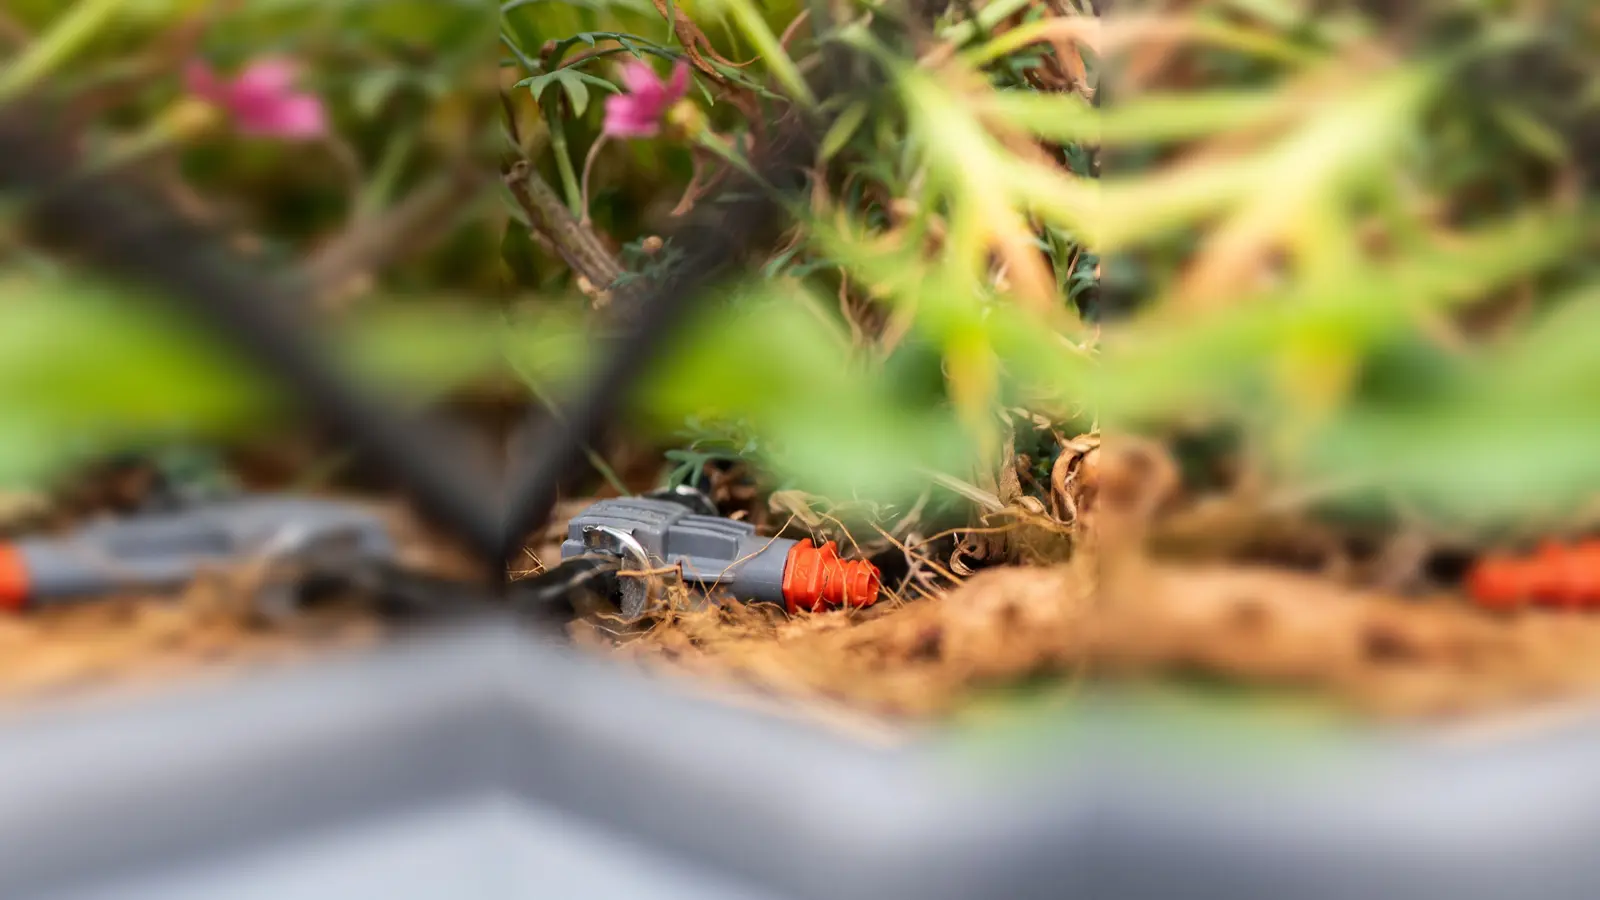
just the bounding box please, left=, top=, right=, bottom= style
left=780, top=539, right=880, bottom=614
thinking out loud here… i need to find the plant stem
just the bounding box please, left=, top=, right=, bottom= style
left=579, top=134, right=609, bottom=225
left=89, top=97, right=219, bottom=174
left=0, top=0, right=123, bottom=99
left=503, top=160, right=628, bottom=302
left=547, top=118, right=585, bottom=215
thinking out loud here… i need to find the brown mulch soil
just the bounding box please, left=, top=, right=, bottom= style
left=10, top=454, right=1600, bottom=730
left=575, top=435, right=1600, bottom=725
left=1099, top=561, right=1600, bottom=720
left=0, top=587, right=379, bottom=705
left=592, top=551, right=1600, bottom=724
left=593, top=553, right=1095, bottom=720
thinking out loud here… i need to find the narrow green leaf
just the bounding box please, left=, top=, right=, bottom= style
left=819, top=100, right=869, bottom=161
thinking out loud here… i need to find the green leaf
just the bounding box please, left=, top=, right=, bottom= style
left=515, top=71, right=557, bottom=101
left=1091, top=64, right=1444, bottom=251
left=986, top=88, right=1289, bottom=145
left=0, top=275, right=535, bottom=487
left=1091, top=208, right=1585, bottom=422
left=502, top=0, right=614, bottom=11
left=551, top=31, right=676, bottom=65
left=819, top=100, right=869, bottom=162
left=562, top=70, right=590, bottom=115
left=516, top=68, right=618, bottom=114
left=696, top=0, right=815, bottom=106
left=352, top=68, right=407, bottom=117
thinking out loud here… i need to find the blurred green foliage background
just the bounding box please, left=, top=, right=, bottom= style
left=0, top=0, right=1595, bottom=540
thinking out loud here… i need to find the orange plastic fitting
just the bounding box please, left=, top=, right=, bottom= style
left=0, top=544, right=28, bottom=612
left=780, top=539, right=881, bottom=614
left=1467, top=541, right=1600, bottom=612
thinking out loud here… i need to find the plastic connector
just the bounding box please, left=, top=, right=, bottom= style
left=1468, top=541, right=1600, bottom=611
left=560, top=495, right=880, bottom=617
left=0, top=545, right=29, bottom=612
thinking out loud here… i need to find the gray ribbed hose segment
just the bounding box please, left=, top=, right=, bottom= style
left=8, top=498, right=395, bottom=608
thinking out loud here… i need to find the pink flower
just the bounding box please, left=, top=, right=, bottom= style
left=185, top=57, right=327, bottom=140
left=603, top=60, right=690, bottom=139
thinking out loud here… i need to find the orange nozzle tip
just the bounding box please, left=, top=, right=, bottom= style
left=0, top=544, right=28, bottom=612
left=1468, top=558, right=1529, bottom=611
left=780, top=539, right=881, bottom=613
